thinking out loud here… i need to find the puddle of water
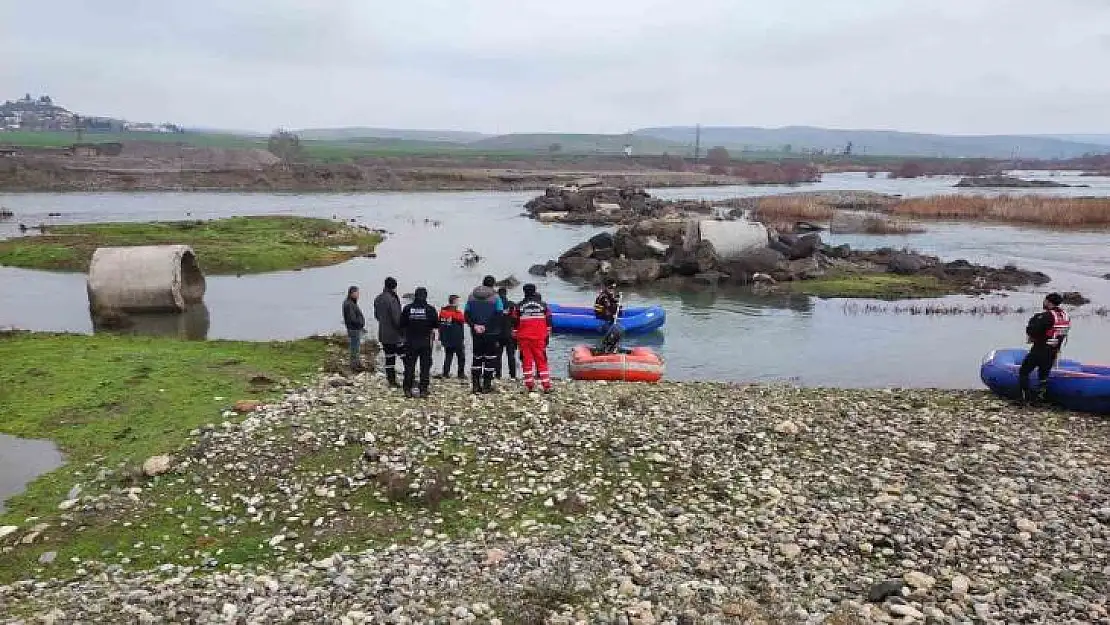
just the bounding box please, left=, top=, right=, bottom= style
left=0, top=433, right=64, bottom=513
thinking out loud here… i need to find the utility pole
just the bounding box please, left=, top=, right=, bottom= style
left=74, top=115, right=84, bottom=143
left=693, top=124, right=701, bottom=163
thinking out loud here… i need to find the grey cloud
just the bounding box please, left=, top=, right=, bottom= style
left=2, top=0, right=1108, bottom=133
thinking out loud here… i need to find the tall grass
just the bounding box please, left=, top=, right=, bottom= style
left=751, top=196, right=836, bottom=224
left=889, top=195, right=1110, bottom=227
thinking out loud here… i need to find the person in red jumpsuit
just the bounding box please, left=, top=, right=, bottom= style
left=511, top=283, right=554, bottom=393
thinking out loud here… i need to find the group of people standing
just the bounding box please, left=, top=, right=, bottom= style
left=342, top=276, right=554, bottom=398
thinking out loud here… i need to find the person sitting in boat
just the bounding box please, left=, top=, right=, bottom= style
left=1019, top=292, right=1070, bottom=404
left=594, top=279, right=622, bottom=354
left=594, top=280, right=620, bottom=325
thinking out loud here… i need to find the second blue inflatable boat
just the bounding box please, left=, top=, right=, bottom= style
left=980, top=348, right=1110, bottom=414
left=548, top=303, right=666, bottom=335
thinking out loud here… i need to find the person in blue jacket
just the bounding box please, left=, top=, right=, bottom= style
left=464, top=275, right=504, bottom=394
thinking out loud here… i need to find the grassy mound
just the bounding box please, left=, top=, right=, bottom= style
left=0, top=216, right=381, bottom=274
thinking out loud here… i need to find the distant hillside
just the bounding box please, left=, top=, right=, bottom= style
left=633, top=126, right=1110, bottom=159
left=296, top=127, right=490, bottom=143
left=1040, top=134, right=1110, bottom=147
left=468, top=133, right=688, bottom=155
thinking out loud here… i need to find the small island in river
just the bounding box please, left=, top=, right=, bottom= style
left=0, top=216, right=382, bottom=274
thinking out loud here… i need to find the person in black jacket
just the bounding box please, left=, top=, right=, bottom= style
left=373, top=277, right=403, bottom=387
left=399, top=287, right=440, bottom=398
left=494, top=287, right=518, bottom=380
left=464, top=275, right=505, bottom=394
left=342, top=286, right=365, bottom=371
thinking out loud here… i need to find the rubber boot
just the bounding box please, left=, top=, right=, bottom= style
left=482, top=373, right=495, bottom=394
left=386, top=370, right=399, bottom=388
left=471, top=372, right=482, bottom=395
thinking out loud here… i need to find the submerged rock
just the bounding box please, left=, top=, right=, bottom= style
left=1061, top=291, right=1089, bottom=306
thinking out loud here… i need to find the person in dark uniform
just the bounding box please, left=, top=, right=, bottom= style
left=399, top=287, right=439, bottom=398
left=593, top=279, right=622, bottom=353
left=494, top=287, right=518, bottom=380
left=437, top=294, right=466, bottom=379
left=341, top=285, right=365, bottom=371
left=373, top=277, right=403, bottom=387
left=1019, top=292, right=1071, bottom=404
left=464, top=275, right=505, bottom=394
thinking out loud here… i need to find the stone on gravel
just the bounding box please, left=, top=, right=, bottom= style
left=233, top=399, right=263, bottom=413
left=142, top=454, right=173, bottom=477
left=778, top=543, right=802, bottom=559
left=868, top=580, right=905, bottom=603
left=888, top=603, right=924, bottom=619
left=774, top=420, right=800, bottom=435
left=904, top=571, right=936, bottom=590
left=0, top=525, right=18, bottom=539
left=951, top=574, right=970, bottom=596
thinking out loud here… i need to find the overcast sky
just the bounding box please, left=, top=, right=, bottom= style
left=3, top=0, right=1109, bottom=135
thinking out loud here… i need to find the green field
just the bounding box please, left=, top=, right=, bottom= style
left=0, top=332, right=330, bottom=582
left=0, top=216, right=381, bottom=274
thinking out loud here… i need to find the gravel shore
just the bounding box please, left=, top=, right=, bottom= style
left=2, top=373, right=1109, bottom=624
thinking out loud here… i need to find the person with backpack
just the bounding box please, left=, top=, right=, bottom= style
left=1019, top=292, right=1071, bottom=404
left=438, top=294, right=466, bottom=379
left=399, top=287, right=439, bottom=398
left=512, top=283, right=554, bottom=393
left=464, top=275, right=504, bottom=394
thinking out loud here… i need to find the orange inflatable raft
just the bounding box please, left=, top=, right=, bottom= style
left=568, top=345, right=664, bottom=383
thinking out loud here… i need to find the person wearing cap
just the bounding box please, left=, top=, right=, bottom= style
left=1018, top=292, right=1071, bottom=404
left=373, top=277, right=403, bottom=387
left=399, top=287, right=439, bottom=398
left=494, top=286, right=519, bottom=381
left=464, top=275, right=505, bottom=394
left=511, top=283, right=554, bottom=393
left=341, top=285, right=366, bottom=371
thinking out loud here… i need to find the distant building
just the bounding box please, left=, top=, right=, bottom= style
left=623, top=144, right=633, bottom=157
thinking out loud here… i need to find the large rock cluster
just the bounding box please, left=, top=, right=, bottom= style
left=524, top=186, right=713, bottom=225
left=3, top=374, right=1109, bottom=623
left=537, top=218, right=1052, bottom=295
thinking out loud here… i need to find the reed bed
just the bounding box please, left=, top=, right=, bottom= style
left=841, top=302, right=1110, bottom=317
left=888, top=195, right=1110, bottom=227
left=751, top=196, right=836, bottom=224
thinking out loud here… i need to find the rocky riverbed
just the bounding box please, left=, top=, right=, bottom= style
left=2, top=372, right=1109, bottom=624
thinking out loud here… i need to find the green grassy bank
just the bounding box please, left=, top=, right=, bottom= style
left=0, top=332, right=329, bottom=581
left=0, top=216, right=381, bottom=274
left=788, top=272, right=949, bottom=299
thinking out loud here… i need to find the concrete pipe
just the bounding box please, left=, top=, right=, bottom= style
left=689, top=220, right=770, bottom=260
left=87, top=245, right=206, bottom=313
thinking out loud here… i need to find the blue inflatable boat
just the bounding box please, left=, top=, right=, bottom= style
left=980, top=348, right=1110, bottom=414
left=548, top=304, right=666, bottom=335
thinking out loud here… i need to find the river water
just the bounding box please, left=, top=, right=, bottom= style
left=1, top=172, right=1109, bottom=389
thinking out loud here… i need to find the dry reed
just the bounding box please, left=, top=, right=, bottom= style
left=751, top=196, right=836, bottom=224
left=889, top=195, right=1110, bottom=227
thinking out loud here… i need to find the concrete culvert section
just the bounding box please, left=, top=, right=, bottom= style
left=689, top=219, right=769, bottom=260
left=87, top=245, right=206, bottom=313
